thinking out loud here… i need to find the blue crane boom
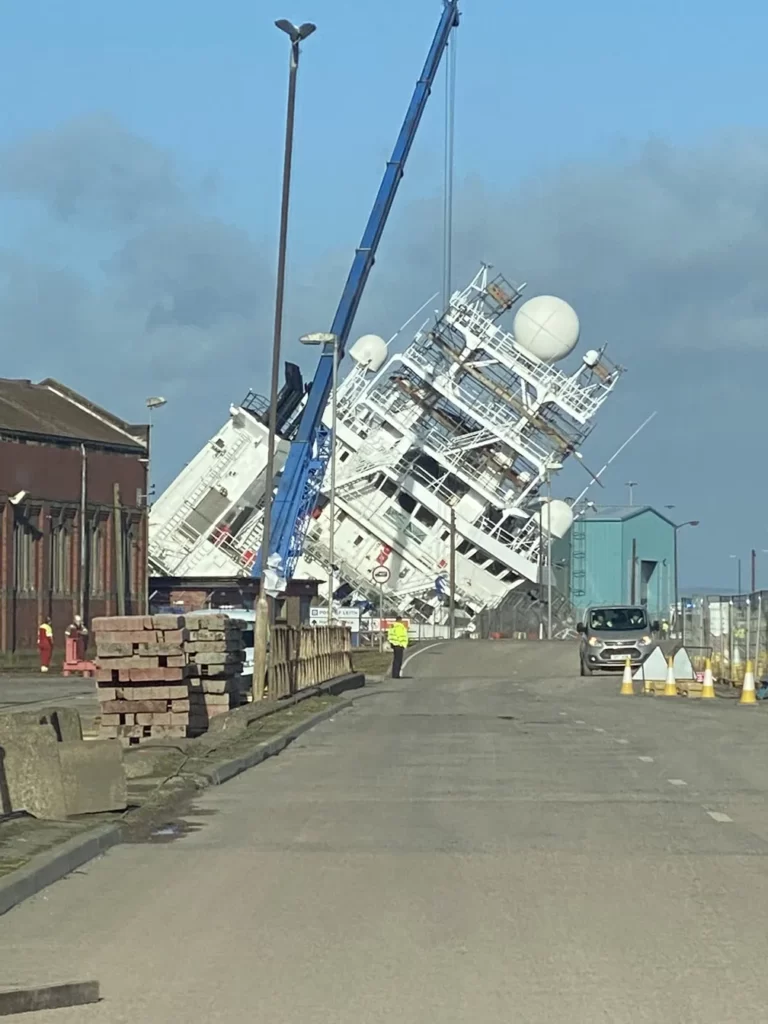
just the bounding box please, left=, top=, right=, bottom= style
left=257, top=0, right=461, bottom=583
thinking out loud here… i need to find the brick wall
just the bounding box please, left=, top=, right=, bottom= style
left=0, top=439, right=147, bottom=652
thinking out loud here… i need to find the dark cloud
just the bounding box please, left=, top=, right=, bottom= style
left=0, top=115, right=766, bottom=585
left=0, top=113, right=181, bottom=224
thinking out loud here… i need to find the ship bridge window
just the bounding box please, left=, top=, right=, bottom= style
left=441, top=530, right=449, bottom=542
left=415, top=506, right=437, bottom=528
left=227, top=506, right=254, bottom=536
left=488, top=560, right=506, bottom=577
left=470, top=549, right=491, bottom=566
left=397, top=491, right=416, bottom=514
left=354, top=535, right=364, bottom=547
left=340, top=450, right=350, bottom=463
left=457, top=540, right=473, bottom=556
left=380, top=477, right=397, bottom=498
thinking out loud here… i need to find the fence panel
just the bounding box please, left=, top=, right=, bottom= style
left=266, top=625, right=352, bottom=701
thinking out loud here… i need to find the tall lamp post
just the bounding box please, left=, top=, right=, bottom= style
left=144, top=397, right=167, bottom=615
left=730, top=554, right=742, bottom=597
left=252, top=18, right=316, bottom=703
left=673, top=519, right=699, bottom=642
left=300, top=332, right=339, bottom=624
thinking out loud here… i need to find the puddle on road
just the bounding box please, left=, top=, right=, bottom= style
left=125, top=806, right=219, bottom=845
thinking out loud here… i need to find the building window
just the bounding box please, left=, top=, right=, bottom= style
left=50, top=525, right=73, bottom=595
left=14, top=522, right=38, bottom=593
left=89, top=520, right=107, bottom=596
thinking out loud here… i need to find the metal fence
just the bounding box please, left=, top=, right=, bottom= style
left=679, top=592, right=768, bottom=684
left=476, top=585, right=577, bottom=641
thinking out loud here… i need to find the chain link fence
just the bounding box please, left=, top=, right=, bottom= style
left=679, top=592, right=768, bottom=684
left=476, top=584, right=577, bottom=640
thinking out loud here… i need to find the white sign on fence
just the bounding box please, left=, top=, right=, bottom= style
left=309, top=606, right=361, bottom=631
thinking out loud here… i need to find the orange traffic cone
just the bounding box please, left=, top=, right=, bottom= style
left=663, top=657, right=677, bottom=697
left=701, top=659, right=715, bottom=700
left=739, top=660, right=757, bottom=706
left=620, top=657, right=634, bottom=696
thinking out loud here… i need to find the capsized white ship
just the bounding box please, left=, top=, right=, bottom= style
left=149, top=266, right=623, bottom=622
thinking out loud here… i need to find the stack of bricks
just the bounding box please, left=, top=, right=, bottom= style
left=93, top=613, right=246, bottom=745
left=184, top=613, right=247, bottom=735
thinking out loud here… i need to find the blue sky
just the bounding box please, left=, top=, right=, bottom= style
left=2, top=0, right=768, bottom=589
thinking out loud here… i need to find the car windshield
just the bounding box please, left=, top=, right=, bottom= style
left=589, top=608, right=648, bottom=631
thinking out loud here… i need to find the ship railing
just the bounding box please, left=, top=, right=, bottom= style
left=451, top=312, right=608, bottom=422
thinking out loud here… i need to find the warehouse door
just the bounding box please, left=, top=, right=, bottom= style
left=640, top=560, right=657, bottom=607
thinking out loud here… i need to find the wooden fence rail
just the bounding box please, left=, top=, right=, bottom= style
left=266, top=625, right=353, bottom=701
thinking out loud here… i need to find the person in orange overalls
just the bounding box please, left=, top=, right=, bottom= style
left=37, top=617, right=53, bottom=673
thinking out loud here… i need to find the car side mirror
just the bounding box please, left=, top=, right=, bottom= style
left=652, top=621, right=660, bottom=633
left=576, top=623, right=586, bottom=634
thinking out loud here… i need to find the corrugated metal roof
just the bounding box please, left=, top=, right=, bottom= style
left=0, top=378, right=147, bottom=451
left=580, top=505, right=676, bottom=527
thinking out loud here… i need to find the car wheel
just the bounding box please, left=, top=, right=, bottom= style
left=580, top=657, right=592, bottom=676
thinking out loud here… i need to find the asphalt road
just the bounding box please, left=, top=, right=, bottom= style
left=0, top=672, right=98, bottom=715
left=4, top=640, right=768, bottom=1021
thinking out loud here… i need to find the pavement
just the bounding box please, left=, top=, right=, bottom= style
left=4, top=641, right=768, bottom=1020
left=0, top=672, right=98, bottom=717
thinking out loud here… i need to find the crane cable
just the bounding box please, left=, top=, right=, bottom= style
left=442, top=27, right=457, bottom=315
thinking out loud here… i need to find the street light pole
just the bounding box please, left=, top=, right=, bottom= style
left=546, top=467, right=553, bottom=640
left=626, top=481, right=637, bottom=507
left=674, top=520, right=699, bottom=642
left=252, top=19, right=316, bottom=703
left=449, top=507, right=456, bottom=640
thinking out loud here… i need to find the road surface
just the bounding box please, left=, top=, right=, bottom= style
left=3, top=640, right=768, bottom=1022
left=0, top=672, right=97, bottom=715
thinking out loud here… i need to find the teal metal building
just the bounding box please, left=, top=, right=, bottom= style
left=552, top=506, right=676, bottom=620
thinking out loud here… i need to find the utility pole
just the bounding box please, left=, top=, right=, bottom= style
left=113, top=483, right=125, bottom=616
left=546, top=467, right=553, bottom=640
left=252, top=19, right=316, bottom=703
left=449, top=507, right=456, bottom=640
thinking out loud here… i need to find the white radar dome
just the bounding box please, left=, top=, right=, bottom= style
left=513, top=295, right=580, bottom=363
left=349, top=334, right=388, bottom=373
left=534, top=499, right=574, bottom=540
left=583, top=349, right=600, bottom=368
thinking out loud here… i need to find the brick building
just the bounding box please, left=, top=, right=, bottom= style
left=0, top=378, right=149, bottom=653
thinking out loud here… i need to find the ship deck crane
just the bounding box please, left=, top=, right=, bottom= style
left=256, top=0, right=461, bottom=587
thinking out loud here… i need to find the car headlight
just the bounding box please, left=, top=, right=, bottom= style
left=640, top=635, right=652, bottom=645
left=588, top=636, right=602, bottom=647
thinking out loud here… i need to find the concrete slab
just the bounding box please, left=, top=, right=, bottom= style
left=0, top=719, right=68, bottom=820
left=57, top=742, right=127, bottom=817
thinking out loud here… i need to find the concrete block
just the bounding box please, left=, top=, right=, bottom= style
left=92, top=616, right=150, bottom=632
left=2, top=708, right=83, bottom=743
left=57, top=741, right=127, bottom=815
left=158, top=629, right=189, bottom=644
left=136, top=643, right=184, bottom=656
left=151, top=614, right=186, bottom=630
left=185, top=613, right=230, bottom=630
left=0, top=719, right=68, bottom=820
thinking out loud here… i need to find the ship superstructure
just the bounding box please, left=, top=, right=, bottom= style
left=149, top=266, right=623, bottom=623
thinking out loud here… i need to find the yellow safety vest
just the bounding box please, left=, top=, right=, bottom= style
left=387, top=622, right=409, bottom=648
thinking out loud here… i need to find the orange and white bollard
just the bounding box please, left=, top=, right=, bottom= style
left=620, top=657, right=634, bottom=696
left=663, top=657, right=677, bottom=697
left=701, top=658, right=716, bottom=700
left=739, top=660, right=757, bottom=706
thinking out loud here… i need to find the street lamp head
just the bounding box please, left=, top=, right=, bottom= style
left=300, top=332, right=338, bottom=346
left=146, top=396, right=167, bottom=410
left=688, top=520, right=700, bottom=527
left=275, top=19, right=316, bottom=43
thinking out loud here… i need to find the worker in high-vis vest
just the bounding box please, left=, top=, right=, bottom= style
left=387, top=615, right=409, bottom=679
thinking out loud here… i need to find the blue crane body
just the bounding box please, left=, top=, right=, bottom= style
left=255, top=1, right=461, bottom=584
